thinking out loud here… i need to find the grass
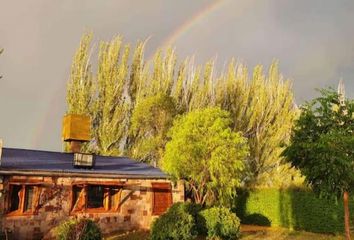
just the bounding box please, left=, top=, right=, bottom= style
left=105, top=225, right=346, bottom=240
left=241, top=225, right=345, bottom=240
left=105, top=230, right=150, bottom=240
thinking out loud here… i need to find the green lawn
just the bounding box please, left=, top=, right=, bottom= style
left=105, top=226, right=346, bottom=240
left=241, top=228, right=344, bottom=240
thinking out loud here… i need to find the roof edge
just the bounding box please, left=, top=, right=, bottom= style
left=0, top=169, right=169, bottom=180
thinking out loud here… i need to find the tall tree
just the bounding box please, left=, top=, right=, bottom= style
left=66, top=33, right=299, bottom=189
left=283, top=86, right=354, bottom=239
left=162, top=108, right=249, bottom=205
left=66, top=33, right=94, bottom=114
left=92, top=37, right=131, bottom=156
left=129, top=93, right=177, bottom=166
left=215, top=61, right=300, bottom=187
left=66, top=34, right=147, bottom=156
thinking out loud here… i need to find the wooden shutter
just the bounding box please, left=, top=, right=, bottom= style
left=152, top=182, right=172, bottom=215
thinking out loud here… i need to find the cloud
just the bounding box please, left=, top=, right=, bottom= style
left=0, top=0, right=353, bottom=150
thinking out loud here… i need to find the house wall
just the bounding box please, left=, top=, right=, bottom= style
left=0, top=175, right=184, bottom=240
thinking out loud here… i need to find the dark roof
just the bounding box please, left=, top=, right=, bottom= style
left=0, top=148, right=168, bottom=179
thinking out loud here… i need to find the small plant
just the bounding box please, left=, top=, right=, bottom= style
left=150, top=202, right=197, bottom=240
left=201, top=207, right=240, bottom=240
left=56, top=218, right=102, bottom=240
left=56, top=219, right=77, bottom=240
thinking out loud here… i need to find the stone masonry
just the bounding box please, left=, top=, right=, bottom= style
left=0, top=175, right=184, bottom=240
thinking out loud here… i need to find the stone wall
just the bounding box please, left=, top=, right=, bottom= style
left=0, top=175, right=184, bottom=240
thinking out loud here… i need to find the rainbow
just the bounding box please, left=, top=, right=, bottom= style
left=31, top=0, right=229, bottom=149
left=159, top=0, right=227, bottom=48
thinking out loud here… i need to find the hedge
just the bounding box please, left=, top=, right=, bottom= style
left=234, top=188, right=354, bottom=234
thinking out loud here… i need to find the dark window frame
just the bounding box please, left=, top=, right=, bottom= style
left=71, top=184, right=122, bottom=213
left=6, top=184, right=38, bottom=216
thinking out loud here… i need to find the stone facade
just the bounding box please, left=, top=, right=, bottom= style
left=0, top=175, right=184, bottom=240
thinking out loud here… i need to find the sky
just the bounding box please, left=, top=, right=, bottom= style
left=0, top=0, right=354, bottom=151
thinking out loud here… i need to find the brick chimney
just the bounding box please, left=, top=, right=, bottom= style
left=62, top=114, right=91, bottom=153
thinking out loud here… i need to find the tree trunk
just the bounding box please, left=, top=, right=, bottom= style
left=344, top=191, right=351, bottom=240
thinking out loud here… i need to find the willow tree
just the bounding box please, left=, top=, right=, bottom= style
left=162, top=108, right=249, bottom=205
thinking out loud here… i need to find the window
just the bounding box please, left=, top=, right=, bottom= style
left=7, top=185, right=39, bottom=215
left=152, top=182, right=172, bottom=215
left=71, top=184, right=122, bottom=213
left=87, top=185, right=104, bottom=209
left=24, top=186, right=34, bottom=212
left=9, top=185, right=21, bottom=212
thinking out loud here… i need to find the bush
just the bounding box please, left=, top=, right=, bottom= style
left=56, top=218, right=102, bottom=240
left=184, top=203, right=207, bottom=236
left=56, top=219, right=77, bottom=240
left=200, top=207, right=240, bottom=240
left=234, top=188, right=354, bottom=233
left=150, top=202, right=197, bottom=240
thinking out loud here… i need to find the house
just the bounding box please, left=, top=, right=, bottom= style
left=0, top=115, right=184, bottom=239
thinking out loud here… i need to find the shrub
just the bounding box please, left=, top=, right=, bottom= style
left=56, top=219, right=77, bottom=240
left=200, top=207, right=240, bottom=240
left=150, top=202, right=197, bottom=240
left=56, top=218, right=102, bottom=240
left=184, top=203, right=207, bottom=236
left=234, top=188, right=354, bottom=233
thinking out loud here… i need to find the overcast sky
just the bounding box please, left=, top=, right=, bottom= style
left=1, top=0, right=354, bottom=151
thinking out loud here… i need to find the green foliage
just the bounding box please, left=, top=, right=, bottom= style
left=215, top=61, right=300, bottom=187
left=66, top=33, right=299, bottom=186
left=66, top=33, right=94, bottom=115
left=283, top=88, right=354, bottom=199
left=92, top=36, right=131, bottom=156
left=162, top=108, right=249, bottom=205
left=56, top=218, right=102, bottom=240
left=186, top=203, right=208, bottom=236
left=129, top=93, right=177, bottom=165
left=56, top=219, right=77, bottom=240
left=150, top=202, right=197, bottom=240
left=234, top=188, right=354, bottom=233
left=200, top=206, right=241, bottom=240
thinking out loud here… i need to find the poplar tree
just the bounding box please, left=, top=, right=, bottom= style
left=215, top=61, right=301, bottom=187
left=66, top=33, right=300, bottom=188
left=92, top=37, right=130, bottom=155
left=66, top=33, right=94, bottom=114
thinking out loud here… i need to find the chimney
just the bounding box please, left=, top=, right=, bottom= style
left=62, top=114, right=91, bottom=153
